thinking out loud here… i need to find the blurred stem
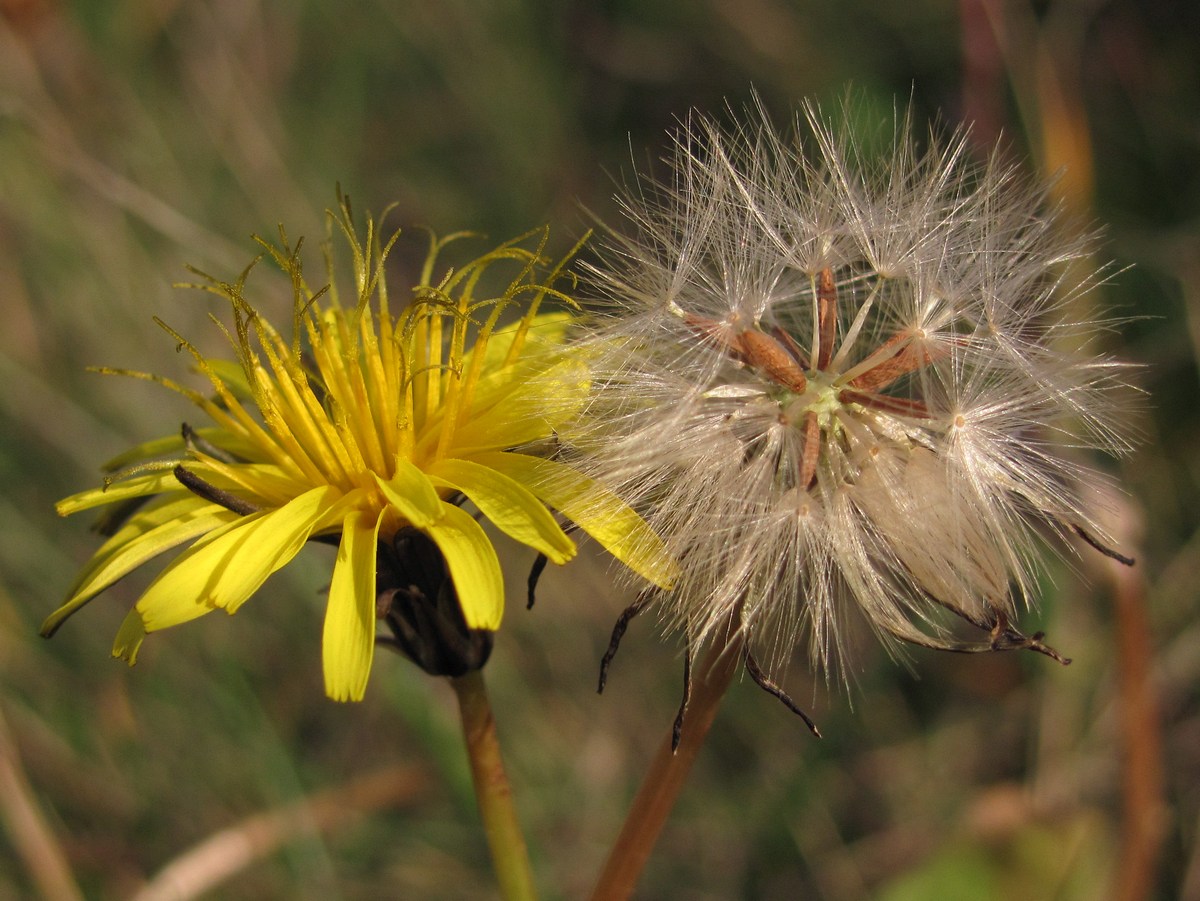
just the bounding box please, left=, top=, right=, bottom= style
left=131, top=764, right=427, bottom=901
left=0, top=704, right=84, bottom=901
left=1111, top=562, right=1166, bottom=900
left=450, top=670, right=537, bottom=901
left=590, top=626, right=744, bottom=901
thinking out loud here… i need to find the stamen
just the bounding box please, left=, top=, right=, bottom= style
left=259, top=330, right=356, bottom=485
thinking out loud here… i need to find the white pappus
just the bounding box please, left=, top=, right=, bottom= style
left=566, top=97, right=1136, bottom=697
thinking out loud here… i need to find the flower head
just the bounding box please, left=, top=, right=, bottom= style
left=44, top=199, right=675, bottom=700
left=569, top=101, right=1134, bottom=682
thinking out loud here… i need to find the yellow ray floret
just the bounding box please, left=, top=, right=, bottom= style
left=45, top=199, right=677, bottom=701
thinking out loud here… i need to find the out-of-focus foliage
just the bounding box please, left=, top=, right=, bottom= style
left=0, top=1, right=1195, bottom=898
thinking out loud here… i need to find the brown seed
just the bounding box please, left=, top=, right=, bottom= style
left=732, top=329, right=809, bottom=393
left=816, top=268, right=838, bottom=370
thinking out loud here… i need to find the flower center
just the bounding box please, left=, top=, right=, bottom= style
left=789, top=369, right=843, bottom=426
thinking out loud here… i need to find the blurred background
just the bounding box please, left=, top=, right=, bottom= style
left=0, top=0, right=1196, bottom=898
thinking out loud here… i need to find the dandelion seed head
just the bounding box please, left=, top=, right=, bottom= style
left=570, top=98, right=1135, bottom=684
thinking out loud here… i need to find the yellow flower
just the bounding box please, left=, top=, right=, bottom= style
left=43, top=200, right=676, bottom=701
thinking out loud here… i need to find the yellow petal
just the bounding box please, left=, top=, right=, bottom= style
left=471, top=451, right=678, bottom=589
left=375, top=459, right=443, bottom=528
left=42, top=496, right=237, bottom=637
left=322, top=509, right=384, bottom=702
left=425, top=502, right=504, bottom=630
left=437, top=357, right=591, bottom=455
left=462, top=310, right=575, bottom=377
left=427, top=457, right=575, bottom=565
left=135, top=484, right=343, bottom=630
left=56, top=471, right=184, bottom=516
left=112, top=608, right=148, bottom=665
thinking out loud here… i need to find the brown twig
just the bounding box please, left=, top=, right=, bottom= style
left=0, top=704, right=84, bottom=901
left=131, top=764, right=428, bottom=901
left=1110, top=548, right=1166, bottom=901
left=590, top=624, right=744, bottom=901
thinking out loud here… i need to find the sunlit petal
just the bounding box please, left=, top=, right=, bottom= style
left=135, top=485, right=343, bottom=631
left=43, top=497, right=237, bottom=636
left=424, top=502, right=505, bottom=630
left=112, top=608, right=149, bottom=665
left=428, top=457, right=575, bottom=564
left=322, top=509, right=384, bottom=702
left=375, top=460, right=442, bottom=528
left=473, top=451, right=678, bottom=589
left=446, top=357, right=590, bottom=454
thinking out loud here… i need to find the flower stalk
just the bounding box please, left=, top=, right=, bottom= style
left=590, top=624, right=744, bottom=901
left=451, top=670, right=538, bottom=901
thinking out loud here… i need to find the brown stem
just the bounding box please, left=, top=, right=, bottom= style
left=590, top=626, right=744, bottom=901
left=1111, top=558, right=1166, bottom=901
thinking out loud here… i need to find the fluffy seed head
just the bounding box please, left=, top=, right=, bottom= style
left=568, top=99, right=1135, bottom=680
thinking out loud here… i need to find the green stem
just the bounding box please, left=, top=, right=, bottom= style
left=450, top=670, right=538, bottom=901
left=590, top=626, right=744, bottom=901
